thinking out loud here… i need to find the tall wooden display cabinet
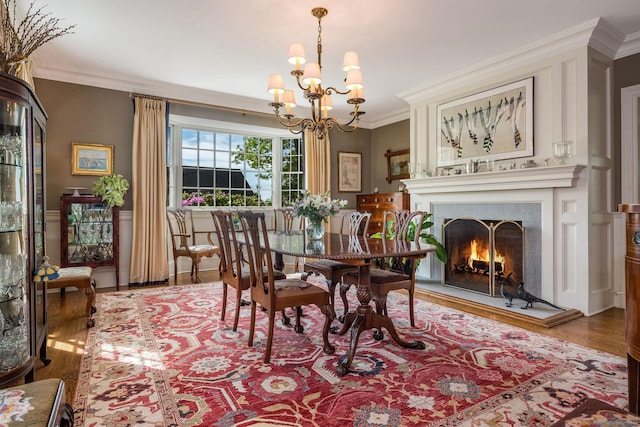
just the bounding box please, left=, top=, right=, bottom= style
left=0, top=72, right=48, bottom=386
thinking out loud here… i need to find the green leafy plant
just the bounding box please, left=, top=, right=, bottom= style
left=92, top=174, right=129, bottom=207
left=372, top=213, right=447, bottom=264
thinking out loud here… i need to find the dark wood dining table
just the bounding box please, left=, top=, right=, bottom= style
left=265, top=231, right=435, bottom=376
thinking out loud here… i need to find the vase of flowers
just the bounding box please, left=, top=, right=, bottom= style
left=293, top=191, right=347, bottom=240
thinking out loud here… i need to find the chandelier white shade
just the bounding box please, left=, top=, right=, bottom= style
left=267, top=7, right=365, bottom=139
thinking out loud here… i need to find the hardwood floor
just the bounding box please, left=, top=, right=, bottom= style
left=29, top=269, right=627, bottom=406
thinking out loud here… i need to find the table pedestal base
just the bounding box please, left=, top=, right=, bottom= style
left=334, top=294, right=425, bottom=376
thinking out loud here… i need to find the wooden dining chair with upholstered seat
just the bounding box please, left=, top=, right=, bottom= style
left=238, top=210, right=335, bottom=363
left=166, top=207, right=219, bottom=284
left=211, top=210, right=286, bottom=331
left=272, top=208, right=303, bottom=272
left=342, top=210, right=426, bottom=329
left=303, top=211, right=371, bottom=320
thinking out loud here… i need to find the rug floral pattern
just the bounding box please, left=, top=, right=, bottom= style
left=73, top=281, right=628, bottom=426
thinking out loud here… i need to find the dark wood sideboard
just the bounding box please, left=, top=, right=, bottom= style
left=620, top=203, right=640, bottom=414
left=356, top=192, right=410, bottom=236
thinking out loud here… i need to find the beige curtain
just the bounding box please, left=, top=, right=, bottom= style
left=304, top=129, right=332, bottom=230
left=129, top=96, right=169, bottom=285
left=304, top=129, right=330, bottom=194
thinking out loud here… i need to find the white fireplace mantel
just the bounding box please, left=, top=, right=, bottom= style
left=403, top=164, right=584, bottom=194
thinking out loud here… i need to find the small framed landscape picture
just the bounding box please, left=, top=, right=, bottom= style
left=385, top=149, right=410, bottom=183
left=338, top=151, right=362, bottom=192
left=71, top=143, right=114, bottom=176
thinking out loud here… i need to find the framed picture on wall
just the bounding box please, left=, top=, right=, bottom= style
left=385, top=149, right=410, bottom=183
left=436, top=77, right=534, bottom=167
left=338, top=151, right=362, bottom=192
left=71, top=143, right=114, bottom=176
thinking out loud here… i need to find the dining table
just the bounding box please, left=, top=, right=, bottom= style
left=265, top=230, right=435, bottom=376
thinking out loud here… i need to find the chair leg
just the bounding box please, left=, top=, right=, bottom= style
left=264, top=308, right=276, bottom=363
left=408, top=289, right=415, bottom=327
left=174, top=262, right=178, bottom=284
left=220, top=283, right=228, bottom=321
left=327, top=280, right=337, bottom=307
left=193, top=259, right=201, bottom=283
left=281, top=309, right=290, bottom=325
left=248, top=301, right=257, bottom=347
left=294, top=306, right=303, bottom=333
left=233, top=288, right=242, bottom=331
left=319, top=304, right=336, bottom=355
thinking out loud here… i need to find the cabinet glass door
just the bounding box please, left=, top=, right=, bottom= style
left=0, top=96, right=30, bottom=375
left=33, top=116, right=46, bottom=357
left=66, top=201, right=114, bottom=264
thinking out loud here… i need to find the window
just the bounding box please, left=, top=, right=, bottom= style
left=168, top=116, right=304, bottom=208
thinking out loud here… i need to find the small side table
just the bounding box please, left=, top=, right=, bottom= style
left=0, top=378, right=73, bottom=426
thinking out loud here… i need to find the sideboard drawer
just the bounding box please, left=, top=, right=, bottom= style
left=356, top=192, right=410, bottom=236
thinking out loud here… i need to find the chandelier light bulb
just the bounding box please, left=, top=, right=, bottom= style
left=342, top=51, right=360, bottom=71
left=302, top=62, right=322, bottom=87
left=288, top=43, right=306, bottom=70
left=345, top=69, right=364, bottom=90
left=267, top=74, right=285, bottom=102
left=321, top=94, right=333, bottom=118
left=282, top=90, right=297, bottom=115
left=349, top=87, right=364, bottom=100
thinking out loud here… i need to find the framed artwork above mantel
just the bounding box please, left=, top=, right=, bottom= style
left=436, top=77, right=534, bottom=167
left=385, top=149, right=410, bottom=183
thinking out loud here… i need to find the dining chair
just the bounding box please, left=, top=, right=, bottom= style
left=238, top=210, right=335, bottom=363
left=342, top=210, right=426, bottom=328
left=211, top=210, right=287, bottom=331
left=272, top=208, right=303, bottom=272
left=303, top=211, right=371, bottom=320
left=166, top=207, right=220, bottom=284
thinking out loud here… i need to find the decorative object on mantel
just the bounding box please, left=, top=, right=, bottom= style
left=436, top=77, right=534, bottom=168
left=266, top=7, right=365, bottom=140
left=520, top=159, right=537, bottom=168
left=552, top=140, right=575, bottom=164
left=293, top=191, right=346, bottom=240
left=0, top=0, right=75, bottom=77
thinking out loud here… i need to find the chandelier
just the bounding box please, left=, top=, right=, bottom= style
left=267, top=7, right=365, bottom=140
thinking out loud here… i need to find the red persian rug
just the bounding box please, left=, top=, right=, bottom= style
left=73, top=281, right=628, bottom=426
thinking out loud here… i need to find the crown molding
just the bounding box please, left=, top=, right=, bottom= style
left=617, top=30, right=640, bottom=58
left=589, top=19, right=625, bottom=58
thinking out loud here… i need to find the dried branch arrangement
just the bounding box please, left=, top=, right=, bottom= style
left=1, top=0, right=75, bottom=74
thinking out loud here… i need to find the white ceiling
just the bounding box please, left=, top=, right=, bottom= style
left=20, top=0, right=640, bottom=128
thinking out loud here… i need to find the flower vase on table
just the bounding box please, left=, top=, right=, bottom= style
left=293, top=191, right=347, bottom=241
left=306, top=218, right=325, bottom=240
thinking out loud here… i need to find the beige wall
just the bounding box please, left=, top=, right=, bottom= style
left=370, top=120, right=410, bottom=194
left=613, top=52, right=640, bottom=205
left=34, top=78, right=134, bottom=210
left=34, top=78, right=385, bottom=213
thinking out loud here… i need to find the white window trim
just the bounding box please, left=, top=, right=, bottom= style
left=168, top=114, right=299, bottom=208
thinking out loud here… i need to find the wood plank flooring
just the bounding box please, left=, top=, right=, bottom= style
left=23, top=269, right=627, bottom=406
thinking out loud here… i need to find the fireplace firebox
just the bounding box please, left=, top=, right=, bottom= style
left=442, top=218, right=524, bottom=296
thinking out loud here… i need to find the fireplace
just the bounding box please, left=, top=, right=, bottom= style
left=443, top=218, right=524, bottom=296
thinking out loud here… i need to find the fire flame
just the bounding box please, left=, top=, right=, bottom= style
left=467, top=240, right=506, bottom=269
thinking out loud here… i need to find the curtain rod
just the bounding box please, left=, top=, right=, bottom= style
left=128, top=92, right=273, bottom=118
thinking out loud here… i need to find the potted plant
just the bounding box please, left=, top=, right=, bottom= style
left=91, top=174, right=130, bottom=207
left=372, top=213, right=447, bottom=272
